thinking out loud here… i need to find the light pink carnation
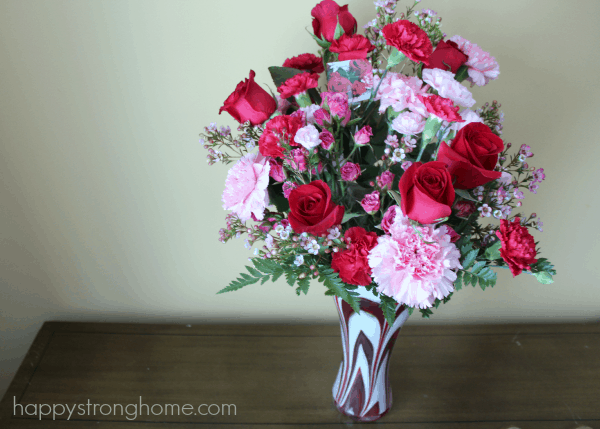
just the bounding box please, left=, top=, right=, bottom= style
left=449, top=35, right=500, bottom=87
left=321, top=92, right=351, bottom=125
left=222, top=152, right=271, bottom=222
left=391, top=111, right=427, bottom=136
left=294, top=124, right=322, bottom=150
left=422, top=68, right=476, bottom=108
left=374, top=72, right=430, bottom=115
left=368, top=212, right=462, bottom=309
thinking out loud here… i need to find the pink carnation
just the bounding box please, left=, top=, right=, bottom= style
left=269, top=159, right=285, bottom=182
left=222, top=152, right=271, bottom=222
left=321, top=91, right=351, bottom=125
left=313, top=108, right=331, bottom=126
left=379, top=205, right=399, bottom=234
left=376, top=171, right=395, bottom=190
left=340, top=162, right=361, bottom=181
left=445, top=108, right=484, bottom=133
left=449, top=35, right=500, bottom=87
left=374, top=72, right=430, bottom=115
left=284, top=148, right=308, bottom=172
left=283, top=181, right=298, bottom=198
left=368, top=212, right=462, bottom=309
left=361, top=191, right=380, bottom=214
left=319, top=130, right=335, bottom=150
left=391, top=111, right=427, bottom=135
left=422, top=68, right=475, bottom=108
left=418, top=94, right=464, bottom=123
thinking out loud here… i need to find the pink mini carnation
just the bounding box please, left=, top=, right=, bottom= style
left=354, top=125, right=373, bottom=146
left=285, top=148, right=308, bottom=172
left=391, top=111, right=427, bottom=136
left=313, top=108, right=331, bottom=126
left=377, top=171, right=395, bottom=190
left=222, top=152, right=271, bottom=222
left=321, top=91, right=351, bottom=125
left=319, top=130, right=335, bottom=150
left=368, top=212, right=462, bottom=309
left=422, top=68, right=476, bottom=108
left=340, top=162, right=361, bottom=181
left=282, top=181, right=298, bottom=198
left=449, top=35, right=500, bottom=87
left=269, top=159, right=285, bottom=182
left=294, top=124, right=322, bottom=150
left=401, top=160, right=413, bottom=171
left=379, top=205, right=399, bottom=234
left=361, top=191, right=380, bottom=214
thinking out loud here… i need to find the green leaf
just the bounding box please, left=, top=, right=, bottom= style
left=296, top=278, right=311, bottom=295
left=461, top=240, right=474, bottom=257
left=268, top=66, right=306, bottom=88
left=253, top=258, right=283, bottom=275
left=388, top=190, right=402, bottom=206
left=534, top=271, right=554, bottom=284
left=246, top=265, right=262, bottom=278
left=470, top=261, right=486, bottom=275
left=455, top=65, right=469, bottom=83
left=333, top=21, right=345, bottom=40
left=285, top=271, right=297, bottom=287
left=342, top=212, right=364, bottom=224
left=462, top=249, right=479, bottom=270
left=379, top=294, right=398, bottom=326
left=454, top=271, right=463, bottom=291
left=463, top=272, right=472, bottom=285
left=271, top=271, right=283, bottom=283
left=484, top=240, right=502, bottom=260
left=454, top=188, right=478, bottom=202
left=420, top=308, right=434, bottom=319
left=308, top=30, right=332, bottom=49
left=408, top=307, right=415, bottom=316
left=319, top=270, right=361, bottom=314
left=217, top=273, right=261, bottom=294
left=260, top=275, right=270, bottom=285
left=346, top=117, right=363, bottom=127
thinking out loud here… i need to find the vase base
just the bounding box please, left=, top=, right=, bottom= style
left=334, top=402, right=390, bottom=423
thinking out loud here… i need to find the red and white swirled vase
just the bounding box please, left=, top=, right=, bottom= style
left=332, top=287, right=409, bottom=422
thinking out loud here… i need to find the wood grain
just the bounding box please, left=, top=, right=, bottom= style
left=1, top=321, right=599, bottom=427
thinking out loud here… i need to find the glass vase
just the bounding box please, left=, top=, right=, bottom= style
left=332, top=287, right=410, bottom=422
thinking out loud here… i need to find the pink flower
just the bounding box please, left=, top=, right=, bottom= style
left=340, top=162, right=361, bottom=181
left=401, top=160, right=413, bottom=171
left=449, top=35, right=500, bottom=87
left=376, top=171, right=395, bottom=190
left=285, top=148, right=308, bottom=172
left=385, top=134, right=399, bottom=148
left=454, top=200, right=476, bottom=218
left=391, top=111, right=427, bottom=135
left=313, top=108, right=331, bottom=126
left=368, top=212, right=462, bottom=309
left=222, top=152, right=271, bottom=222
left=300, top=104, right=321, bottom=125
left=444, top=225, right=461, bottom=242
left=294, top=124, right=322, bottom=150
left=321, top=91, right=351, bottom=125
left=379, top=205, right=399, bottom=234
left=532, top=168, right=546, bottom=183
left=374, top=72, right=430, bottom=115
left=417, top=94, right=464, bottom=123
left=354, top=125, right=373, bottom=146
left=283, top=181, right=298, bottom=198
left=319, top=130, right=335, bottom=150
left=422, top=68, right=476, bottom=108
left=269, top=159, right=285, bottom=182
left=361, top=191, right=380, bottom=214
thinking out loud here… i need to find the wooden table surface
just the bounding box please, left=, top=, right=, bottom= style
left=0, top=321, right=599, bottom=428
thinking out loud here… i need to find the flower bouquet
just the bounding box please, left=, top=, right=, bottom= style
left=200, top=0, right=556, bottom=421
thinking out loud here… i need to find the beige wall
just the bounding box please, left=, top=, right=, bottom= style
left=1, top=0, right=598, bottom=397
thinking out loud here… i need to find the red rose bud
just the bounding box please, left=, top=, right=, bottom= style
left=454, top=200, right=476, bottom=218
left=423, top=40, right=468, bottom=74
left=381, top=20, right=433, bottom=65
left=277, top=72, right=320, bottom=100
left=288, top=180, right=345, bottom=236
left=283, top=53, right=325, bottom=74
left=329, top=34, right=375, bottom=61
left=398, top=161, right=455, bottom=224
left=311, top=0, right=357, bottom=42
left=219, top=70, right=277, bottom=126
left=444, top=225, right=461, bottom=243
left=258, top=115, right=304, bottom=158
left=437, top=122, right=504, bottom=189
left=495, top=218, right=538, bottom=277
left=331, top=227, right=378, bottom=286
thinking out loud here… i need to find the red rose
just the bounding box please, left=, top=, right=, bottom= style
left=311, top=0, right=357, bottom=42
left=278, top=72, right=320, bottom=99
left=283, top=53, right=325, bottom=74
left=437, top=122, right=504, bottom=189
left=398, top=161, right=455, bottom=224
left=331, top=227, right=378, bottom=286
left=219, top=70, right=277, bottom=126
left=330, top=34, right=375, bottom=61
left=258, top=115, right=303, bottom=158
left=288, top=180, right=344, bottom=236
left=495, top=218, right=538, bottom=277
left=381, top=20, right=433, bottom=65
left=417, top=94, right=464, bottom=123
left=423, top=40, right=468, bottom=74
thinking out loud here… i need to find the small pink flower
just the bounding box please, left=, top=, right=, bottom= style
left=285, top=148, right=308, bottom=172
left=313, top=108, right=331, bottom=127
left=354, top=125, right=373, bottom=146
left=283, top=181, right=298, bottom=198
left=300, top=104, right=321, bottom=125
left=385, top=134, right=399, bottom=148
left=377, top=171, right=395, bottom=190
left=269, top=159, right=285, bottom=182
left=340, top=162, right=361, bottom=181
left=321, top=91, right=351, bottom=125
left=532, top=168, right=545, bottom=183
left=401, top=160, right=413, bottom=171
left=528, top=182, right=539, bottom=194
left=319, top=130, right=335, bottom=150
left=444, top=225, right=461, bottom=243
left=361, top=191, right=381, bottom=214
left=391, top=111, right=427, bottom=136
left=380, top=205, right=399, bottom=234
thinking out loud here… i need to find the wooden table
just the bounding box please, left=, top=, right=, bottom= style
left=0, top=321, right=598, bottom=428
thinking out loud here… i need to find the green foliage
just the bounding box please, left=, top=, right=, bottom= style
left=462, top=249, right=479, bottom=270
left=455, top=65, right=469, bottom=82
left=484, top=240, right=502, bottom=260
left=268, top=181, right=290, bottom=212
left=318, top=268, right=361, bottom=314
left=308, top=30, right=332, bottom=49
left=454, top=188, right=478, bottom=202
left=342, top=212, right=364, bottom=224
left=379, top=293, right=398, bottom=326
left=530, top=258, right=556, bottom=284
left=217, top=259, right=284, bottom=294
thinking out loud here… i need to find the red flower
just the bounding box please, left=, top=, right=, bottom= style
left=329, top=34, right=375, bottom=61
left=381, top=20, right=433, bottom=65
left=219, top=70, right=277, bottom=126
left=278, top=73, right=320, bottom=100
left=495, top=218, right=538, bottom=277
left=437, top=122, right=504, bottom=189
left=331, top=227, right=378, bottom=286
left=417, top=94, right=464, bottom=123
left=398, top=161, right=455, bottom=225
left=423, top=40, right=468, bottom=74
left=311, top=0, right=357, bottom=42
left=258, top=115, right=303, bottom=158
left=454, top=200, right=476, bottom=218
left=283, top=53, right=325, bottom=74
left=288, top=180, right=344, bottom=236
